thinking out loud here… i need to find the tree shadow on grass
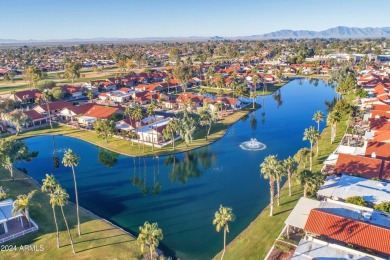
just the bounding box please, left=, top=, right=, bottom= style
left=273, top=208, right=294, bottom=216
left=75, top=240, right=131, bottom=253
left=80, top=227, right=117, bottom=235
left=73, top=233, right=129, bottom=245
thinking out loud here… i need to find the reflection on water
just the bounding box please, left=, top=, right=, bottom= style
left=272, top=89, right=283, bottom=108
left=98, top=149, right=119, bottom=167
left=16, top=79, right=338, bottom=259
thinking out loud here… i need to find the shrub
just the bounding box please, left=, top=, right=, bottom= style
left=374, top=201, right=390, bottom=213
left=345, top=196, right=367, bottom=207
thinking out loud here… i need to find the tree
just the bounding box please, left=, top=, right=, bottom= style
left=137, top=221, right=163, bottom=260
left=283, top=157, right=297, bottom=196
left=294, top=148, right=311, bottom=169
left=213, top=205, right=235, bottom=259
left=0, top=139, right=38, bottom=181
left=23, top=66, right=41, bottom=89
left=162, top=118, right=179, bottom=150
left=177, top=108, right=197, bottom=146
left=260, top=155, right=278, bottom=216
left=312, top=110, right=324, bottom=132
left=199, top=108, right=216, bottom=140
left=131, top=105, right=143, bottom=150
left=42, top=174, right=60, bottom=248
left=296, top=170, right=323, bottom=197
left=345, top=196, right=367, bottom=207
left=37, top=80, right=56, bottom=91
left=12, top=190, right=36, bottom=227
left=64, top=62, right=82, bottom=85
left=251, top=76, right=259, bottom=109
left=7, top=110, right=31, bottom=135
left=274, top=160, right=285, bottom=206
left=303, top=126, right=320, bottom=171
left=93, top=119, right=115, bottom=143
left=172, top=64, right=194, bottom=93
left=86, top=90, right=94, bottom=101
left=51, top=185, right=76, bottom=254
left=49, top=87, right=65, bottom=100
left=41, top=91, right=53, bottom=129
left=62, top=149, right=81, bottom=236
left=327, top=110, right=342, bottom=144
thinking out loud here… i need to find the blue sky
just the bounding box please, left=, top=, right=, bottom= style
left=3, top=0, right=390, bottom=40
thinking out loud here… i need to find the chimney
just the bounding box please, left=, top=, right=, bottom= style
left=371, top=152, right=376, bottom=158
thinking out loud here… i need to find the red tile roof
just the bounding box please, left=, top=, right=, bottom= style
left=334, top=154, right=382, bottom=179
left=38, top=101, right=71, bottom=112
left=84, top=105, right=118, bottom=119
left=381, top=161, right=390, bottom=181
left=369, top=118, right=390, bottom=131
left=374, top=130, right=390, bottom=142
left=304, top=209, right=390, bottom=255
left=371, top=110, right=390, bottom=119
left=14, top=89, right=41, bottom=100
left=24, top=110, right=45, bottom=121
left=373, top=104, right=390, bottom=111
left=66, top=103, right=95, bottom=115
left=365, top=141, right=390, bottom=160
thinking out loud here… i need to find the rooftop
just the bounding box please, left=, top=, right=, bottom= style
left=317, top=175, right=390, bottom=205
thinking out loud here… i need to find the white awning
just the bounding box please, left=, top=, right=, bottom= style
left=284, top=197, right=321, bottom=229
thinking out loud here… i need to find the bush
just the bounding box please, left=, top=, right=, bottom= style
left=374, top=201, right=390, bottom=213
left=345, top=196, right=367, bottom=207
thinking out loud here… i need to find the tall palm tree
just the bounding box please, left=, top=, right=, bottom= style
left=132, top=106, right=143, bottom=150
left=42, top=174, right=60, bottom=248
left=162, top=118, right=178, bottom=150
left=294, top=147, right=311, bottom=170
left=41, top=91, right=53, bottom=129
left=137, top=221, right=163, bottom=260
left=274, top=160, right=285, bottom=207
left=51, top=185, right=76, bottom=254
left=62, top=149, right=81, bottom=236
left=327, top=110, right=342, bottom=144
left=213, top=205, right=235, bottom=260
left=283, top=157, right=297, bottom=197
left=251, top=75, right=259, bottom=109
left=312, top=110, right=324, bottom=132
left=260, top=155, right=278, bottom=217
left=12, top=190, right=36, bottom=227
left=303, top=126, right=320, bottom=171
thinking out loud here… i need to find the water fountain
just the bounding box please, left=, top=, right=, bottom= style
left=239, top=138, right=266, bottom=151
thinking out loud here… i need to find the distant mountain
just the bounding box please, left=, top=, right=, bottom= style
left=251, top=26, right=390, bottom=39
left=1, top=26, right=390, bottom=44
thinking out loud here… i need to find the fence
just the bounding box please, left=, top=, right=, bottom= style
left=0, top=219, right=39, bottom=244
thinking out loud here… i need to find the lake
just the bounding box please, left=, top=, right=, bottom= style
left=16, top=78, right=336, bottom=259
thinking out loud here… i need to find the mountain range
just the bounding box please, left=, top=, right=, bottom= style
left=1, top=26, right=390, bottom=44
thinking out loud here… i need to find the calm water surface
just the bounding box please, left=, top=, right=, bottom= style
left=16, top=79, right=336, bottom=259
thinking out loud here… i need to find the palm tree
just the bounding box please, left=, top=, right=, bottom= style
left=294, top=148, right=311, bottom=169
left=162, top=118, right=178, bottom=150
left=274, top=160, right=285, bottom=207
left=51, top=185, right=76, bottom=254
left=62, top=149, right=81, bottom=236
left=260, top=155, right=278, bottom=217
left=42, top=174, right=60, bottom=248
left=312, top=110, right=324, bottom=132
left=132, top=105, right=143, bottom=150
left=41, top=91, right=53, bottom=129
left=283, top=157, right=297, bottom=197
left=213, top=205, right=235, bottom=259
left=327, top=110, right=342, bottom=144
left=251, top=75, right=259, bottom=109
left=303, top=126, right=320, bottom=171
left=296, top=170, right=324, bottom=197
left=137, top=221, right=163, bottom=260
left=12, top=190, right=36, bottom=227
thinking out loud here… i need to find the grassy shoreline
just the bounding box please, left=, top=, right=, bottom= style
left=213, top=92, right=354, bottom=259
left=12, top=104, right=260, bottom=157
left=0, top=167, right=144, bottom=259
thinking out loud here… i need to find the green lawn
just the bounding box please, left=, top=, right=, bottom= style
left=213, top=92, right=355, bottom=259
left=0, top=168, right=143, bottom=259
left=13, top=105, right=260, bottom=157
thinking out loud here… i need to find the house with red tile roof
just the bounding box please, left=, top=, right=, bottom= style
left=23, top=110, right=48, bottom=126
left=77, top=105, right=120, bottom=125
left=334, top=153, right=382, bottom=179
left=365, top=141, right=390, bottom=160
left=304, top=209, right=390, bottom=255
left=373, top=130, right=390, bottom=143
left=34, top=101, right=72, bottom=116
left=10, top=89, right=41, bottom=104
left=60, top=103, right=95, bottom=121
